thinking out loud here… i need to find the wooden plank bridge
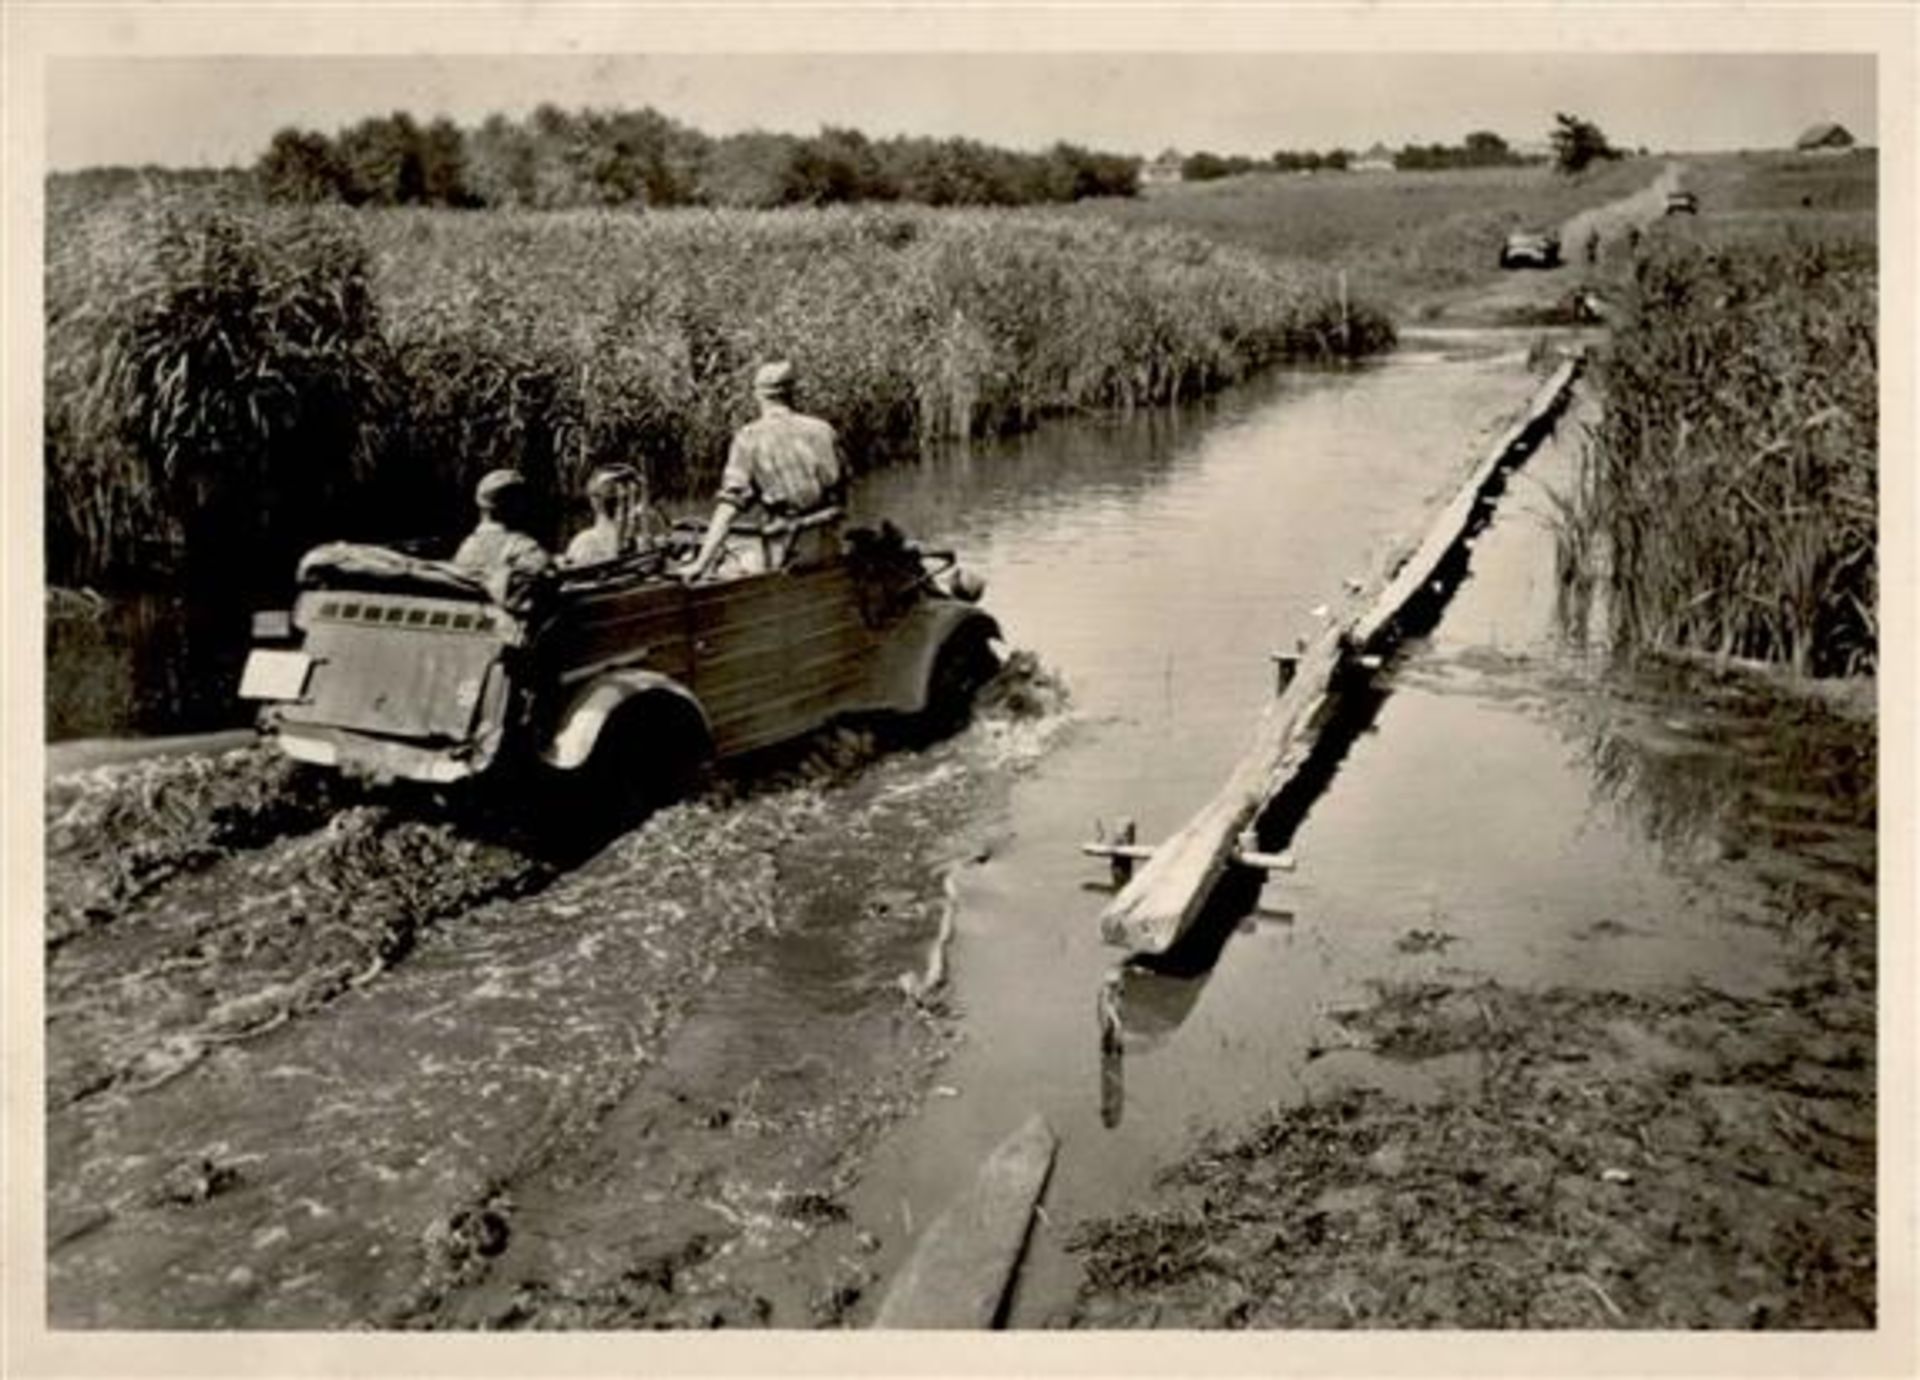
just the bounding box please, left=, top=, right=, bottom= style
left=1094, top=353, right=1585, bottom=956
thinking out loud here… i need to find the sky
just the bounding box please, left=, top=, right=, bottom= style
left=46, top=52, right=1878, bottom=170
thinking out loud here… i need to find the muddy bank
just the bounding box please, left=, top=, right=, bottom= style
left=1060, top=542, right=1877, bottom=1327
left=44, top=658, right=1069, bottom=1327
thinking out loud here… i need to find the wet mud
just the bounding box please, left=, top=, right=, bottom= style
left=43, top=658, right=1070, bottom=1327
left=1061, top=536, right=1877, bottom=1327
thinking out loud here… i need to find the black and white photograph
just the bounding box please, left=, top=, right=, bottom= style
left=4, top=5, right=1913, bottom=1375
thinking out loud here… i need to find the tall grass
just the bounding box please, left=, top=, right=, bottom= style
left=46, top=191, right=1392, bottom=591
left=1556, top=228, right=1876, bottom=676
left=45, top=187, right=392, bottom=594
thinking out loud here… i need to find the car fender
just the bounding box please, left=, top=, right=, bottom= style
left=862, top=601, right=1002, bottom=716
left=540, top=670, right=711, bottom=771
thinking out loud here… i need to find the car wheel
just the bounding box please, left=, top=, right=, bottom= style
left=578, top=697, right=712, bottom=833
left=918, top=627, right=999, bottom=740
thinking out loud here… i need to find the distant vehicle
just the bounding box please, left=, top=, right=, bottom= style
left=238, top=522, right=1000, bottom=814
left=1664, top=190, right=1700, bottom=215
left=1499, top=229, right=1562, bottom=269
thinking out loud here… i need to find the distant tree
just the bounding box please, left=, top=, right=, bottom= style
left=1048, top=142, right=1138, bottom=199
left=1181, top=150, right=1261, bottom=182
left=257, top=127, right=348, bottom=204
left=465, top=113, right=539, bottom=207
left=700, top=131, right=804, bottom=208
left=789, top=126, right=889, bottom=205
left=1394, top=133, right=1522, bottom=172
left=1271, top=148, right=1326, bottom=172
left=526, top=103, right=588, bottom=208
left=882, top=137, right=1022, bottom=206
left=1550, top=113, right=1621, bottom=175
left=249, top=103, right=1140, bottom=212
left=336, top=112, right=427, bottom=206
left=1462, top=130, right=1513, bottom=165
left=416, top=117, right=475, bottom=207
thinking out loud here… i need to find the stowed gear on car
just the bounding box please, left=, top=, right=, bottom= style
left=238, top=515, right=999, bottom=813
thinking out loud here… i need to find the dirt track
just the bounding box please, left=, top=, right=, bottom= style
left=1424, top=161, right=1683, bottom=328
left=1559, top=160, right=1685, bottom=256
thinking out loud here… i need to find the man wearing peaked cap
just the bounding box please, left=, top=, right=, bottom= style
left=753, top=359, right=795, bottom=397
left=681, top=360, right=847, bottom=580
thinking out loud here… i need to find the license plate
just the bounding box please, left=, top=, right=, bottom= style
left=239, top=649, right=313, bottom=701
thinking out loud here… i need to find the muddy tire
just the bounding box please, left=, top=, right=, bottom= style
left=576, top=698, right=713, bottom=835
left=917, top=627, right=999, bottom=741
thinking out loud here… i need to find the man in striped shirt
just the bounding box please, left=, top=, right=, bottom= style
left=680, top=360, right=847, bottom=580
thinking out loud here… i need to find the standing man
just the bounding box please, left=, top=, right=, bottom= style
left=679, top=360, right=847, bottom=581
left=452, top=468, right=552, bottom=607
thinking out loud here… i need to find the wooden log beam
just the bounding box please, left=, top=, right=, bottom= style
left=1098, top=356, right=1583, bottom=956
left=872, top=1114, right=1057, bottom=1329
left=1099, top=623, right=1343, bottom=952
left=1349, top=355, right=1582, bottom=653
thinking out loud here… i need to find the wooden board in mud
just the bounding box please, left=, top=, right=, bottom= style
left=1100, top=355, right=1584, bottom=956
left=872, top=1114, right=1057, bottom=1329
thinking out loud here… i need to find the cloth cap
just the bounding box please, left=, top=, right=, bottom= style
left=587, top=465, right=641, bottom=499
left=752, top=360, right=796, bottom=398
left=475, top=468, right=527, bottom=506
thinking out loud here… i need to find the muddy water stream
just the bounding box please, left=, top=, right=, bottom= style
left=49, top=326, right=1788, bottom=1329
left=825, top=353, right=1800, bottom=1325
left=671, top=326, right=1787, bottom=1324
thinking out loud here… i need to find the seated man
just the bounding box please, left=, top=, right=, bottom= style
left=562, top=464, right=664, bottom=567
left=679, top=360, right=847, bottom=581
left=451, top=468, right=552, bottom=608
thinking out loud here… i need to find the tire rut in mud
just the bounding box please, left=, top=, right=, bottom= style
left=46, top=749, right=557, bottom=1105
left=44, top=654, right=1074, bottom=1329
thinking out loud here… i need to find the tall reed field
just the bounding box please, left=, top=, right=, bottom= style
left=45, top=186, right=1392, bottom=596
left=1555, top=220, right=1876, bottom=677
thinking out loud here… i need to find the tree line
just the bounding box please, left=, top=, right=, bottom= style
left=1179, top=130, right=1538, bottom=182
left=256, top=106, right=1143, bottom=210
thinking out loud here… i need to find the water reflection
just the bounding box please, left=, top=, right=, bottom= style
left=45, top=376, right=1263, bottom=744
left=1573, top=661, right=1876, bottom=875
left=1071, top=384, right=1556, bottom=1131
left=46, top=590, right=252, bottom=739
left=850, top=375, right=1270, bottom=545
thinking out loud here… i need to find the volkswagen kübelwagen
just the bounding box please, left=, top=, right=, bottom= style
left=1498, top=228, right=1563, bottom=269
left=238, top=522, right=999, bottom=807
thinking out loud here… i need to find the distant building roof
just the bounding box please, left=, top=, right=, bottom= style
left=1795, top=122, right=1855, bottom=150
left=1140, top=150, right=1185, bottom=183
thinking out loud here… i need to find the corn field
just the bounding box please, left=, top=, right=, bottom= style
left=1557, top=231, right=1876, bottom=676
left=45, top=186, right=1392, bottom=593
